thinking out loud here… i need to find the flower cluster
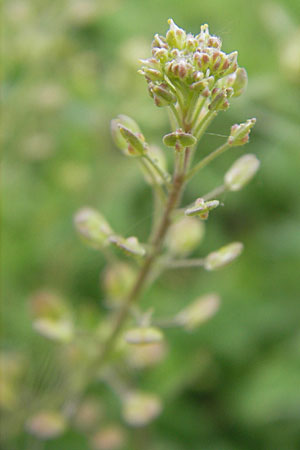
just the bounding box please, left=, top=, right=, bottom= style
left=139, top=19, right=248, bottom=113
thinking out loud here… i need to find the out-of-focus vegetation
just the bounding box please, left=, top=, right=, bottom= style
left=2, top=0, right=300, bottom=449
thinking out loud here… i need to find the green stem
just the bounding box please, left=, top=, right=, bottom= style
left=194, top=110, right=217, bottom=139
left=169, top=103, right=182, bottom=128
left=185, top=142, right=231, bottom=182
left=143, top=153, right=171, bottom=188
left=139, top=158, right=167, bottom=203
left=203, top=184, right=227, bottom=201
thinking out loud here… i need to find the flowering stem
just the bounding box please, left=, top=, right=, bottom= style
left=185, top=142, right=231, bottom=182
left=96, top=150, right=187, bottom=366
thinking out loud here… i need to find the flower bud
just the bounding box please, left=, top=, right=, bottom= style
left=74, top=207, right=112, bottom=249
left=190, top=75, right=214, bottom=92
left=109, top=236, right=146, bottom=258
left=122, top=392, right=162, bottom=427
left=103, top=263, right=136, bottom=308
left=185, top=197, right=219, bottom=220
left=166, top=216, right=204, bottom=256
left=224, top=154, right=260, bottom=191
left=222, top=51, right=238, bottom=76
left=124, top=327, right=163, bottom=345
left=118, top=125, right=146, bottom=156
left=152, top=33, right=168, bottom=50
left=166, top=19, right=186, bottom=50
left=138, top=67, right=163, bottom=82
left=231, top=67, right=248, bottom=97
left=207, top=36, right=222, bottom=49
left=176, top=293, right=220, bottom=330
left=204, top=242, right=244, bottom=271
left=163, top=129, right=197, bottom=150
left=208, top=89, right=229, bottom=111
left=227, top=118, right=256, bottom=146
left=26, top=411, right=66, bottom=440
left=111, top=115, right=141, bottom=155
left=152, top=83, right=177, bottom=106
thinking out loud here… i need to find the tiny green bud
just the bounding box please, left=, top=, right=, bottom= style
left=74, top=207, right=112, bottom=249
left=176, top=293, right=220, bottom=330
left=227, top=118, right=256, bottom=146
left=111, top=115, right=141, bottom=155
left=204, top=242, right=244, bottom=270
left=109, top=235, right=146, bottom=258
left=190, top=75, right=214, bottom=92
left=139, top=67, right=163, bottom=82
left=118, top=125, right=146, bottom=156
left=224, top=154, right=260, bottom=191
left=152, top=83, right=177, bottom=107
left=122, top=392, right=162, bottom=427
left=185, top=197, right=219, bottom=220
left=26, top=411, right=66, bottom=440
left=208, top=89, right=229, bottom=111
left=231, top=67, right=248, bottom=97
left=166, top=216, right=204, bottom=256
left=124, top=327, right=163, bottom=345
left=166, top=19, right=186, bottom=50
left=163, top=129, right=197, bottom=150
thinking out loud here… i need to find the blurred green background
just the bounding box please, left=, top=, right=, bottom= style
left=2, top=0, right=300, bottom=449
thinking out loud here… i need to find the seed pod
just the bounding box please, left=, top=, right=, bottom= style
left=103, top=263, right=136, bottom=308
left=163, top=129, right=197, bottom=150
left=111, top=115, right=141, bottom=155
left=204, top=242, right=244, bottom=271
left=118, top=125, right=146, bottom=156
left=109, top=236, right=146, bottom=258
left=122, top=392, right=162, bottom=427
left=166, top=216, right=204, bottom=256
left=176, top=293, right=220, bottom=330
left=127, top=341, right=167, bottom=369
left=224, top=154, right=260, bottom=191
left=26, top=411, right=66, bottom=440
left=124, top=327, right=163, bottom=345
left=33, top=317, right=73, bottom=342
left=185, top=197, right=219, bottom=219
left=74, top=207, right=112, bottom=249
